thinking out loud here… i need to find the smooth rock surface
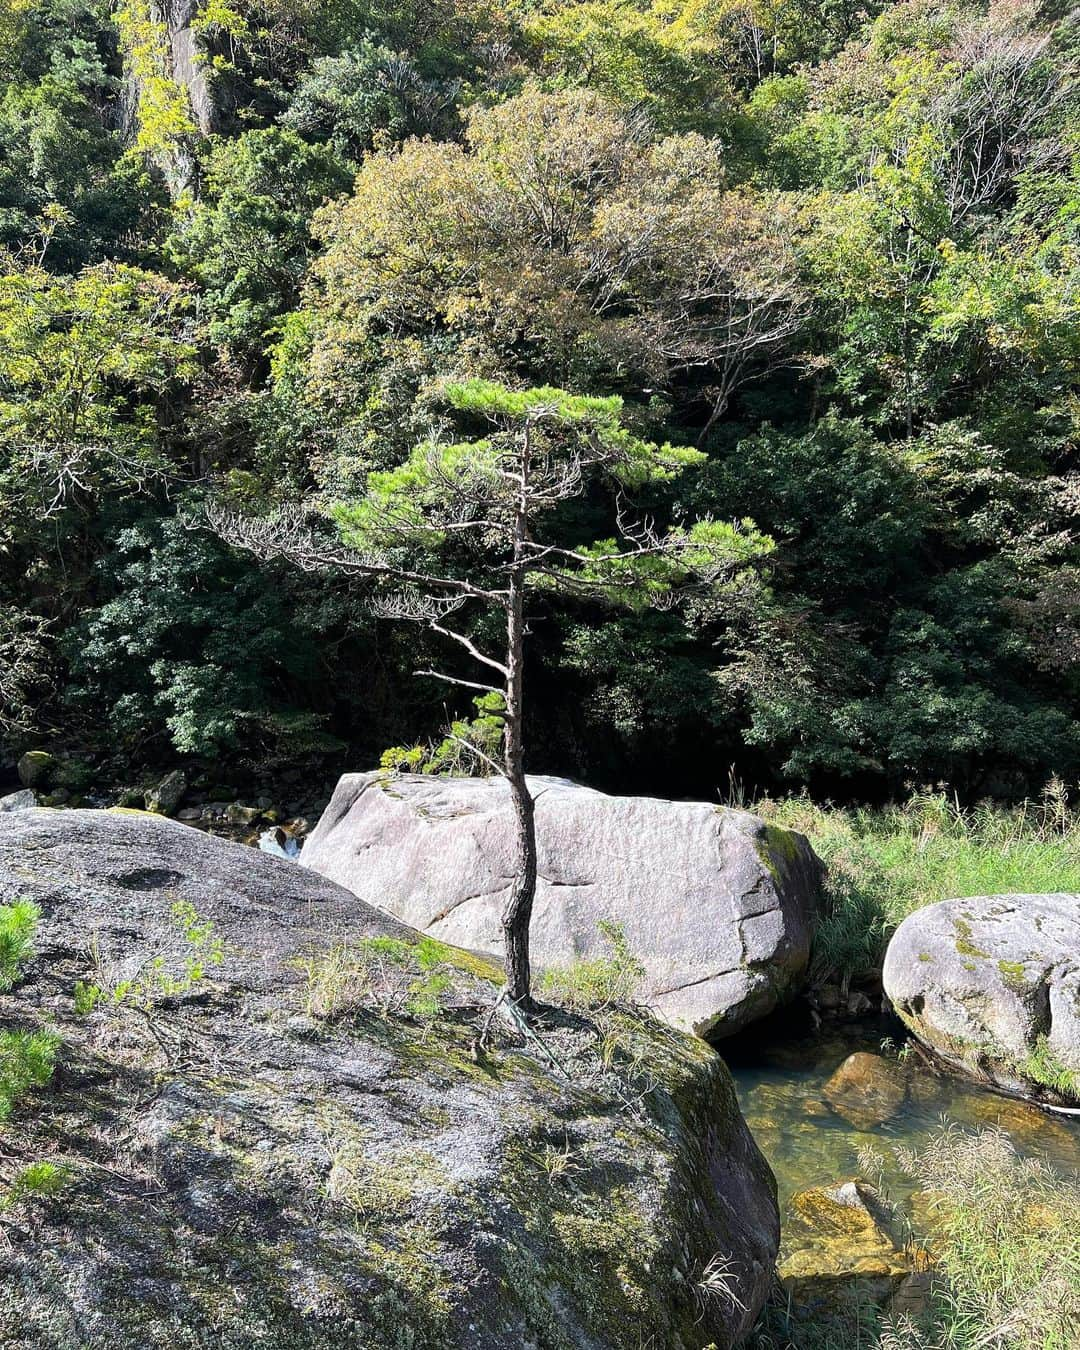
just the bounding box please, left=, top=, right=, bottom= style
left=0, top=788, right=35, bottom=812
left=302, top=773, right=822, bottom=1038
left=823, top=1052, right=908, bottom=1130
left=0, top=808, right=779, bottom=1349
left=883, top=893, right=1080, bottom=1101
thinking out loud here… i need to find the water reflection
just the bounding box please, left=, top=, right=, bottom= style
left=724, top=1005, right=1080, bottom=1209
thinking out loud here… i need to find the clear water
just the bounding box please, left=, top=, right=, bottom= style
left=724, top=1007, right=1080, bottom=1210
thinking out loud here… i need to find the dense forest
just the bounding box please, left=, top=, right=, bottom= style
left=2, top=0, right=1078, bottom=806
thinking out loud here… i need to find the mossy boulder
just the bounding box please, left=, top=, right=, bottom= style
left=883, top=894, right=1080, bottom=1103
left=0, top=808, right=779, bottom=1349
left=145, top=769, right=187, bottom=817
left=777, top=1180, right=930, bottom=1339
left=302, top=773, right=822, bottom=1039
left=17, top=750, right=55, bottom=788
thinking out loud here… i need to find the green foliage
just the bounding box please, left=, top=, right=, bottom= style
left=760, top=787, right=1080, bottom=984
left=707, top=417, right=1080, bottom=791
left=0, top=895, right=57, bottom=1126
left=113, top=0, right=197, bottom=160
left=522, top=0, right=736, bottom=135
left=0, top=259, right=194, bottom=565
left=66, top=511, right=345, bottom=760
left=539, top=921, right=645, bottom=1012
left=167, top=128, right=349, bottom=359
left=0, top=1159, right=69, bottom=1211
left=301, top=934, right=469, bottom=1021
left=382, top=691, right=505, bottom=776
left=2, top=0, right=1079, bottom=806
left=283, top=39, right=458, bottom=164
left=72, top=979, right=102, bottom=1016
left=0, top=899, right=39, bottom=992
left=85, top=899, right=224, bottom=1011
left=0, top=1028, right=58, bottom=1122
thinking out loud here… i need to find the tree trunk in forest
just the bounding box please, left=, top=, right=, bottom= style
left=500, top=439, right=537, bottom=1007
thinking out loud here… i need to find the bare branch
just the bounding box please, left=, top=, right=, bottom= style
left=370, top=590, right=466, bottom=624
left=430, top=623, right=509, bottom=677
left=203, top=502, right=509, bottom=603
left=414, top=669, right=501, bottom=695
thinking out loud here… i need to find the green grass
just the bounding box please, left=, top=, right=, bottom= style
left=1019, top=1036, right=1080, bottom=1100
left=538, top=921, right=645, bottom=1013
left=756, top=786, right=1080, bottom=985
left=890, top=1124, right=1080, bottom=1350
left=299, top=935, right=466, bottom=1022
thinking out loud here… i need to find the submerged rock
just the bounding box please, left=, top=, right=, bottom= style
left=302, top=773, right=822, bottom=1039
left=778, top=1180, right=929, bottom=1334
left=0, top=808, right=779, bottom=1349
left=883, top=894, right=1080, bottom=1102
left=822, top=1052, right=908, bottom=1130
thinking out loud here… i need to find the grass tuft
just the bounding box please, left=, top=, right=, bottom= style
left=538, top=921, right=645, bottom=1013
left=891, top=1124, right=1080, bottom=1350
left=757, top=787, right=1080, bottom=985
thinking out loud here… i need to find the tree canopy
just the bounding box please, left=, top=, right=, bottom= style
left=0, top=0, right=1077, bottom=804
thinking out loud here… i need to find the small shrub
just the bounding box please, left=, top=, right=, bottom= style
left=539, top=921, right=645, bottom=1012
left=0, top=900, right=40, bottom=992
left=86, top=900, right=224, bottom=1010
left=0, top=899, right=59, bottom=1135
left=1, top=1159, right=69, bottom=1211
left=0, top=1029, right=59, bottom=1121
left=381, top=692, right=505, bottom=777
left=73, top=980, right=103, bottom=1016
left=301, top=935, right=457, bottom=1022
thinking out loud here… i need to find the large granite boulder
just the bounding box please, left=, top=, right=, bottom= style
left=883, top=893, right=1080, bottom=1103
left=0, top=808, right=780, bottom=1348
left=301, top=773, right=822, bottom=1039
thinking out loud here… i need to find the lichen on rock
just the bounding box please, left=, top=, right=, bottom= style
left=0, top=808, right=779, bottom=1349
left=883, top=893, right=1080, bottom=1103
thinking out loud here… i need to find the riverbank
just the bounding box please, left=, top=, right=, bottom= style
left=732, top=1003, right=1080, bottom=1349
left=756, top=787, right=1080, bottom=994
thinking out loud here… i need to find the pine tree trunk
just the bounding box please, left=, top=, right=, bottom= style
left=501, top=441, right=537, bottom=1007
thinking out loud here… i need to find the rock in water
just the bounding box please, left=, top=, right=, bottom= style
left=302, top=773, right=822, bottom=1039
left=0, top=789, right=35, bottom=812
left=145, top=769, right=187, bottom=817
left=0, top=808, right=779, bottom=1349
left=883, top=893, right=1080, bottom=1102
left=778, top=1180, right=930, bottom=1336
left=822, top=1052, right=908, bottom=1130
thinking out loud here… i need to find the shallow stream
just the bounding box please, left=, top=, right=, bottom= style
left=724, top=1006, right=1080, bottom=1210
